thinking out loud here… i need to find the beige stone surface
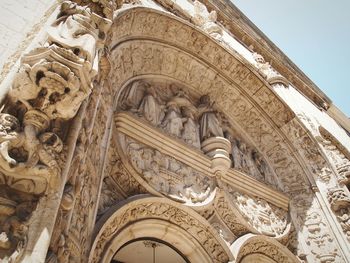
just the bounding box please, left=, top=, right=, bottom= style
left=0, top=0, right=349, bottom=263
left=0, top=0, right=57, bottom=73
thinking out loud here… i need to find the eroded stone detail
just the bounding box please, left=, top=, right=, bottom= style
left=327, top=188, right=350, bottom=242
left=229, top=191, right=288, bottom=237
left=0, top=187, right=37, bottom=260
left=304, top=210, right=339, bottom=262
left=192, top=0, right=223, bottom=41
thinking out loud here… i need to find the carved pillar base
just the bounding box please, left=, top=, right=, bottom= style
left=201, top=137, right=231, bottom=176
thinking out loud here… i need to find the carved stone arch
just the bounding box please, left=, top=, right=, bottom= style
left=99, top=5, right=344, bottom=261
left=107, top=6, right=312, bottom=195
left=89, top=195, right=233, bottom=263
left=231, top=234, right=299, bottom=263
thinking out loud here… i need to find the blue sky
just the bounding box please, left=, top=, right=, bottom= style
left=232, top=0, right=350, bottom=116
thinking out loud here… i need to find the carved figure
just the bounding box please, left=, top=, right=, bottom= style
left=197, top=95, right=223, bottom=141
left=181, top=106, right=200, bottom=148
left=252, top=151, right=276, bottom=186
left=231, top=139, right=249, bottom=173
left=0, top=113, right=22, bottom=165
left=162, top=102, right=184, bottom=137
left=138, top=86, right=164, bottom=126
left=193, top=0, right=223, bottom=40
left=120, top=80, right=148, bottom=110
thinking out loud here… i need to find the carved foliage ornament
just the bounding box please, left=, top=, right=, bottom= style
left=327, top=188, right=350, bottom=242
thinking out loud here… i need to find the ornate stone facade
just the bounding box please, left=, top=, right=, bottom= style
left=0, top=0, right=349, bottom=262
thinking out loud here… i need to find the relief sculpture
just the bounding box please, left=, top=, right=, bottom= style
left=122, top=136, right=215, bottom=204
left=118, top=79, right=278, bottom=187
left=229, top=191, right=288, bottom=237
left=327, top=188, right=350, bottom=242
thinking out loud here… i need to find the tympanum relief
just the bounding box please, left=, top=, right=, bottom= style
left=121, top=136, right=215, bottom=204
left=117, top=79, right=278, bottom=188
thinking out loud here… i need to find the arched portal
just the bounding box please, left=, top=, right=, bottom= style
left=113, top=238, right=189, bottom=263
left=89, top=196, right=233, bottom=263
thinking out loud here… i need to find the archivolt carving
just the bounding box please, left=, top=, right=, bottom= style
left=232, top=234, right=300, bottom=263
left=117, top=79, right=278, bottom=188
left=110, top=38, right=304, bottom=195
left=90, top=196, right=232, bottom=263
left=304, top=209, right=339, bottom=262
left=107, top=7, right=344, bottom=261
left=318, top=126, right=350, bottom=184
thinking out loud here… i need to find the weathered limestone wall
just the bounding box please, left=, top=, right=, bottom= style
left=0, top=0, right=58, bottom=78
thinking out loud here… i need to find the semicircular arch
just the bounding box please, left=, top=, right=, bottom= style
left=89, top=195, right=233, bottom=263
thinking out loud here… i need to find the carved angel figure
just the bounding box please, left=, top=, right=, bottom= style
left=197, top=95, right=223, bottom=141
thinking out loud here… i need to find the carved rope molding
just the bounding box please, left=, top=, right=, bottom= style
left=0, top=1, right=114, bottom=262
